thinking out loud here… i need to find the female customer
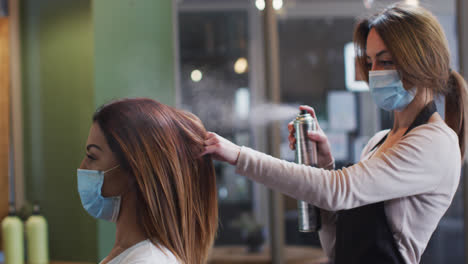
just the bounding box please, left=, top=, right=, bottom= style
left=78, top=98, right=218, bottom=264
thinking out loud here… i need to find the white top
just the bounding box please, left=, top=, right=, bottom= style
left=101, top=240, right=180, bottom=264
left=235, top=120, right=461, bottom=264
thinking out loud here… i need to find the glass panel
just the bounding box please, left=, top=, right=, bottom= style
left=177, top=0, right=464, bottom=263
left=278, top=16, right=357, bottom=248
left=178, top=7, right=254, bottom=245
left=277, top=1, right=463, bottom=263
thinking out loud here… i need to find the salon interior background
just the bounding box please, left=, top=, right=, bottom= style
left=0, top=0, right=468, bottom=263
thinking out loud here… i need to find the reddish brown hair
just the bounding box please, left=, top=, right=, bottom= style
left=93, top=98, right=218, bottom=264
left=354, top=3, right=468, bottom=159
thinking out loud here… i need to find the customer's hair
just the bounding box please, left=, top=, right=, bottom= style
left=354, top=2, right=468, bottom=159
left=93, top=98, right=218, bottom=264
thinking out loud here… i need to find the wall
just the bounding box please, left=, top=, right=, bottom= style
left=0, top=17, right=10, bottom=251
left=20, top=0, right=175, bottom=261
left=20, top=0, right=96, bottom=260
left=94, top=0, right=175, bottom=106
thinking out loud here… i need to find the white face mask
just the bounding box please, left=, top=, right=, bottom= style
left=77, top=165, right=121, bottom=222
left=369, top=70, right=416, bottom=111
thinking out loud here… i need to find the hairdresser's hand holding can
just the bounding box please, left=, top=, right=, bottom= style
left=288, top=105, right=334, bottom=169
left=289, top=105, right=334, bottom=232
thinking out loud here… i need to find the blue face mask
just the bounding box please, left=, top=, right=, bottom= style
left=77, top=165, right=121, bottom=222
left=369, top=70, right=416, bottom=111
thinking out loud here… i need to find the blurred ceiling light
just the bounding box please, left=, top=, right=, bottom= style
left=234, top=57, right=249, bottom=74
left=255, top=0, right=283, bottom=11
left=405, top=0, right=419, bottom=6
left=218, top=187, right=228, bottom=199
left=191, top=69, right=203, bottom=82
left=273, top=0, right=283, bottom=10
left=363, top=0, right=374, bottom=9
left=255, top=0, right=265, bottom=11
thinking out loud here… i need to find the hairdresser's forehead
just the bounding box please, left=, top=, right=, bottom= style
left=86, top=123, right=111, bottom=153
left=366, top=28, right=389, bottom=58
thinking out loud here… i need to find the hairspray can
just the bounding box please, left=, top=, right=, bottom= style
left=294, top=110, right=321, bottom=232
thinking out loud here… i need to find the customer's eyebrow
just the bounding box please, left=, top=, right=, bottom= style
left=86, top=144, right=102, bottom=152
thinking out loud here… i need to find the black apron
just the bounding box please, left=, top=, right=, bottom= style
left=334, top=101, right=437, bottom=264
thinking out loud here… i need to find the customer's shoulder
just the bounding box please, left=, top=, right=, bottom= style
left=118, top=240, right=180, bottom=264
left=148, top=243, right=180, bottom=264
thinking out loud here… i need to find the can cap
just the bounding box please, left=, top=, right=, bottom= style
left=32, top=203, right=41, bottom=215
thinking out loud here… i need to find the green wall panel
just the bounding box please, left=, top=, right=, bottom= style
left=21, top=0, right=97, bottom=261
left=21, top=0, right=175, bottom=261
left=93, top=0, right=175, bottom=107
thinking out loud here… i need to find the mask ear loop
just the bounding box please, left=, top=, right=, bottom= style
left=105, top=164, right=136, bottom=198
left=104, top=164, right=120, bottom=174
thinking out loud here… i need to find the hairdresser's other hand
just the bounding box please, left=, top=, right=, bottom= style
left=288, top=105, right=334, bottom=168
left=202, top=132, right=242, bottom=165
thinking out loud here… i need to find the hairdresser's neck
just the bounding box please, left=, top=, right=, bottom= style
left=115, top=192, right=147, bottom=249
left=392, top=88, right=434, bottom=132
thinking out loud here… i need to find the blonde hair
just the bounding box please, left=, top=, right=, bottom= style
left=93, top=98, right=218, bottom=264
left=354, top=2, right=468, bottom=159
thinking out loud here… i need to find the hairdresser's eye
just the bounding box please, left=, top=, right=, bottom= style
left=381, top=60, right=394, bottom=66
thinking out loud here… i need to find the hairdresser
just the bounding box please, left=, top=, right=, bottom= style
left=202, top=3, right=467, bottom=264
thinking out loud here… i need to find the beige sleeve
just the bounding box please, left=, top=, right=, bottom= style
left=235, top=126, right=457, bottom=211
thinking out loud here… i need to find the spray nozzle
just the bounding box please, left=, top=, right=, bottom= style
left=300, top=109, right=308, bottom=115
